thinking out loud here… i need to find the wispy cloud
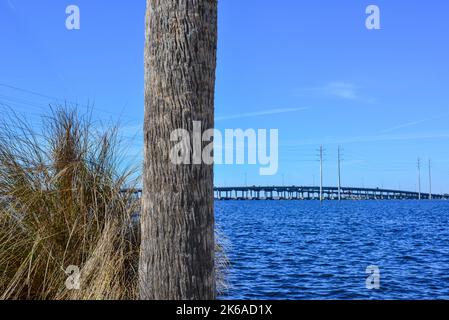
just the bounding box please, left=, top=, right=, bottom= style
left=300, top=82, right=372, bottom=102
left=7, top=0, right=16, bottom=11
left=216, top=107, right=309, bottom=121
left=380, top=113, right=449, bottom=134
left=325, top=82, right=358, bottom=100
left=380, top=119, right=428, bottom=133
left=284, top=132, right=449, bottom=146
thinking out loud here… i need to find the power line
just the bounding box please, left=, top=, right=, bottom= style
left=0, top=83, right=57, bottom=101
left=0, top=82, right=141, bottom=121
left=318, top=145, right=325, bottom=201
left=338, top=146, right=342, bottom=201
left=0, top=101, right=144, bottom=148
left=428, top=159, right=432, bottom=200
left=417, top=157, right=421, bottom=200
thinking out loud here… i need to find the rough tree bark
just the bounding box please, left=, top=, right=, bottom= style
left=139, top=0, right=218, bottom=300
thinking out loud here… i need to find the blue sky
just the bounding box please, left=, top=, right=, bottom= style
left=1, top=0, right=449, bottom=193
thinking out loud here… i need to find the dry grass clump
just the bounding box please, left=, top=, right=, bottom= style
left=0, top=108, right=139, bottom=299
left=0, top=107, right=228, bottom=300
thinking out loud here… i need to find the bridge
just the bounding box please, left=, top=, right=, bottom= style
left=125, top=186, right=448, bottom=201
left=213, top=186, right=449, bottom=201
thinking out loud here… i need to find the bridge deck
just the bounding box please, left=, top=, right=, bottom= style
left=124, top=186, right=449, bottom=201
left=213, top=186, right=449, bottom=201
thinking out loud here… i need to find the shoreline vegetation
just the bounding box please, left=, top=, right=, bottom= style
left=0, top=107, right=227, bottom=300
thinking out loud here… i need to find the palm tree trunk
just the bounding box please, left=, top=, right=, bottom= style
left=139, top=0, right=218, bottom=300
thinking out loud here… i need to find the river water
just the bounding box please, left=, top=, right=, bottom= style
left=216, top=200, right=449, bottom=299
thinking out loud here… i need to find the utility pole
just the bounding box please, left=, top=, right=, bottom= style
left=337, top=146, right=342, bottom=201
left=417, top=158, right=421, bottom=200
left=320, top=145, right=324, bottom=202
left=244, top=172, right=247, bottom=198
left=428, top=159, right=432, bottom=200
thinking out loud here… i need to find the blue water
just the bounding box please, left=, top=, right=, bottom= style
left=216, top=200, right=449, bottom=300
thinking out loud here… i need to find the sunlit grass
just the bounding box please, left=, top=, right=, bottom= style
left=0, top=107, right=227, bottom=300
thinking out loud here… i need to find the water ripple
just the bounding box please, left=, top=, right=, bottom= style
left=216, top=200, right=449, bottom=300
